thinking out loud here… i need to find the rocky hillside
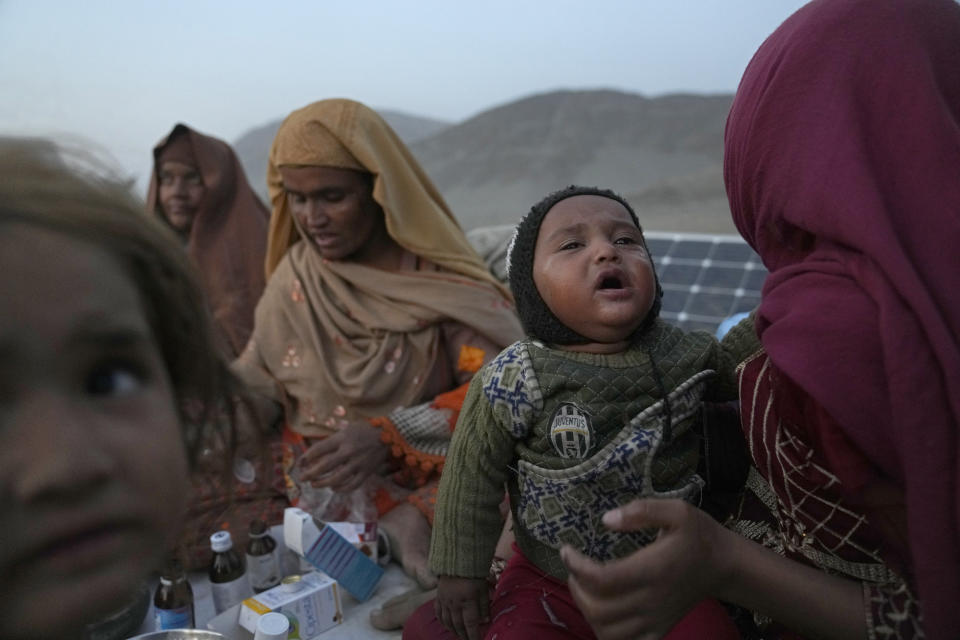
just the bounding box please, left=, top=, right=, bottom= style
left=235, top=90, right=737, bottom=233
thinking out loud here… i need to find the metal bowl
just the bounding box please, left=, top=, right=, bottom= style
left=127, top=631, right=227, bottom=640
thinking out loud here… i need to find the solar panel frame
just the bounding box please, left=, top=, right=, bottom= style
left=646, top=231, right=768, bottom=334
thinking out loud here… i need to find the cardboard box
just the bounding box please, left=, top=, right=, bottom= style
left=284, top=508, right=384, bottom=602
left=326, top=521, right=378, bottom=562
left=238, top=571, right=342, bottom=638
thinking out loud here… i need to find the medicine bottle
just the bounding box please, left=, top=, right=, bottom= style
left=209, top=530, right=251, bottom=613
left=246, top=518, right=281, bottom=593
left=154, top=558, right=194, bottom=630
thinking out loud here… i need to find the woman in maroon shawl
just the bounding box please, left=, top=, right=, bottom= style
left=148, top=124, right=269, bottom=357
left=149, top=125, right=282, bottom=569
left=560, top=0, right=960, bottom=638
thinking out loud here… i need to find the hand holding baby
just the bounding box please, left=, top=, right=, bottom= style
left=561, top=498, right=731, bottom=640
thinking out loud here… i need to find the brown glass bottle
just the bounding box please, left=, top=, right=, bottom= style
left=246, top=519, right=281, bottom=593
left=153, top=559, right=195, bottom=630
left=209, top=530, right=251, bottom=614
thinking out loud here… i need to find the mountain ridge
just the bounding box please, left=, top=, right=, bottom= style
left=235, top=89, right=736, bottom=233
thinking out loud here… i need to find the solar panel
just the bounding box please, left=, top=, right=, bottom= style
left=646, top=232, right=767, bottom=335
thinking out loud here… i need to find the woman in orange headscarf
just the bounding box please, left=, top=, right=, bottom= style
left=233, top=99, right=523, bottom=616
left=148, top=124, right=269, bottom=357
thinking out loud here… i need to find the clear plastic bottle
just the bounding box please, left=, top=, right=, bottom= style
left=153, top=558, right=194, bottom=630
left=246, top=519, right=281, bottom=593
left=208, top=530, right=251, bottom=614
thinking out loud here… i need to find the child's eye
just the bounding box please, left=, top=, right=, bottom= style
left=85, top=362, right=146, bottom=397
left=322, top=190, right=345, bottom=203
left=614, top=236, right=637, bottom=245
left=287, top=192, right=306, bottom=205
left=560, top=241, right=582, bottom=250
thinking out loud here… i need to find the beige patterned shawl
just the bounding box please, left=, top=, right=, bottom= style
left=236, top=99, right=522, bottom=437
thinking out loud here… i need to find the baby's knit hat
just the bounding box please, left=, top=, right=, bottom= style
left=507, top=185, right=663, bottom=345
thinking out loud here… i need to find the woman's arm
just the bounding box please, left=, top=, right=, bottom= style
left=441, top=321, right=507, bottom=387
left=373, top=323, right=511, bottom=486
left=562, top=499, right=865, bottom=640
left=718, top=520, right=865, bottom=639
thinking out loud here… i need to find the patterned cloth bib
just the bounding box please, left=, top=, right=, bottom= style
left=516, top=370, right=712, bottom=561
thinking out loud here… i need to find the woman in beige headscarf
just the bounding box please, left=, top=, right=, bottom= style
left=233, top=99, right=523, bottom=618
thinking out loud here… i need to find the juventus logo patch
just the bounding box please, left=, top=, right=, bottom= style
left=549, top=403, right=593, bottom=459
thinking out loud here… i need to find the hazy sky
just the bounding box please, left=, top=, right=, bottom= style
left=0, top=0, right=809, bottom=189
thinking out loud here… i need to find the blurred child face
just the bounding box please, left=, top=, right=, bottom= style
left=158, top=160, right=205, bottom=235
left=532, top=195, right=656, bottom=353
left=0, top=225, right=189, bottom=640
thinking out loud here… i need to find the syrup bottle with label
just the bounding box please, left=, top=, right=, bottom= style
left=246, top=518, right=281, bottom=593
left=209, top=530, right=252, bottom=614
left=154, top=558, right=195, bottom=630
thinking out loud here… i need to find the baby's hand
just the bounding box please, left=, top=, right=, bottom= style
left=435, top=575, right=489, bottom=640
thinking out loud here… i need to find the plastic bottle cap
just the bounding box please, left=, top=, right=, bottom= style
left=280, top=574, right=302, bottom=592
left=210, top=530, right=233, bottom=553
left=254, top=612, right=290, bottom=640
left=234, top=457, right=256, bottom=484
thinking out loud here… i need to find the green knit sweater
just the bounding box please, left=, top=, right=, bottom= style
left=429, top=318, right=759, bottom=580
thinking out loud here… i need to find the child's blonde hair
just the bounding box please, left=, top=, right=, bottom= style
left=0, top=137, right=242, bottom=461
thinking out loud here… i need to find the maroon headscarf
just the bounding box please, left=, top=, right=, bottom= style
left=725, top=0, right=960, bottom=635
left=148, top=124, right=270, bottom=357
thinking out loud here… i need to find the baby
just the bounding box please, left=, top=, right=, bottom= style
left=0, top=140, right=241, bottom=640
left=429, top=186, right=752, bottom=639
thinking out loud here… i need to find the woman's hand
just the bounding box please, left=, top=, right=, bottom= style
left=298, top=420, right=389, bottom=492
left=562, top=498, right=868, bottom=640
left=560, top=499, right=727, bottom=640
left=435, top=576, right=489, bottom=640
